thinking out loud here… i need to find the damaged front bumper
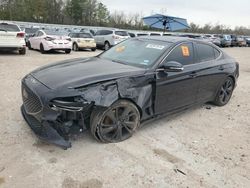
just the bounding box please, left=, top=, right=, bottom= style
left=21, top=105, right=72, bottom=149
left=21, top=75, right=94, bottom=149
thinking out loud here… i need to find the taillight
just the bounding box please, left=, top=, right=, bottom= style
left=45, top=37, right=55, bottom=41
left=16, top=32, right=25, bottom=38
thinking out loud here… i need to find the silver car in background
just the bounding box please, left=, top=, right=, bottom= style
left=94, top=29, right=130, bottom=50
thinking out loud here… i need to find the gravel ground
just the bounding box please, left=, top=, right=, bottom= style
left=0, top=48, right=249, bottom=188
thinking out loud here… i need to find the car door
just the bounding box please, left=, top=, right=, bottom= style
left=32, top=31, right=43, bottom=49
left=193, top=42, right=228, bottom=102
left=94, top=30, right=102, bottom=45
left=154, top=42, right=200, bottom=114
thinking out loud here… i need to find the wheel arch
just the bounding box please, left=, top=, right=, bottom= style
left=116, top=98, right=143, bottom=118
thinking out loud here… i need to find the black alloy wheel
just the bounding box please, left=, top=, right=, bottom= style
left=214, top=77, right=234, bottom=106
left=91, top=100, right=140, bottom=143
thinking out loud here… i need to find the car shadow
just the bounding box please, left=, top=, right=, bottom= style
left=29, top=49, right=67, bottom=55
left=31, top=103, right=215, bottom=152
left=140, top=103, right=214, bottom=131
left=0, top=50, right=20, bottom=56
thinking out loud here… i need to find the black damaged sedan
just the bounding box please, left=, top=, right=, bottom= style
left=21, top=37, right=239, bottom=149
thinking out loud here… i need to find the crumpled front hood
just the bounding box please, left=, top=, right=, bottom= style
left=31, top=57, right=145, bottom=89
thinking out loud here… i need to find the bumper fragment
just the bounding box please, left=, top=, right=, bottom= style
left=21, top=105, right=72, bottom=149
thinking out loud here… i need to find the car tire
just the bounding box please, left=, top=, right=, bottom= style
left=90, top=100, right=140, bottom=143
left=213, top=77, right=235, bottom=106
left=65, top=49, right=71, bottom=54
left=104, top=41, right=110, bottom=51
left=40, top=44, right=45, bottom=54
left=27, top=42, right=32, bottom=50
left=19, top=47, right=26, bottom=55
left=91, top=48, right=96, bottom=52
left=73, top=43, right=78, bottom=51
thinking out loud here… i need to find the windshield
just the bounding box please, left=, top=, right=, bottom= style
left=100, top=38, right=170, bottom=68
left=0, top=23, right=20, bottom=32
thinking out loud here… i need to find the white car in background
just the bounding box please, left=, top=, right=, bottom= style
left=94, top=29, right=130, bottom=50
left=69, top=32, right=96, bottom=51
left=0, top=22, right=26, bottom=55
left=27, top=30, right=72, bottom=54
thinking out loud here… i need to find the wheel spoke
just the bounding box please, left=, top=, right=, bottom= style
left=121, top=107, right=130, bottom=118
left=222, top=92, right=227, bottom=102
left=101, top=126, right=116, bottom=134
left=106, top=111, right=116, bottom=123
left=123, top=121, right=135, bottom=129
left=115, top=108, right=119, bottom=119
left=115, top=126, right=123, bottom=140
left=122, top=123, right=133, bottom=134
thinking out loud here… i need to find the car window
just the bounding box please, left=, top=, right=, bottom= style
left=100, top=38, right=171, bottom=68
left=38, top=31, right=44, bottom=36
left=129, top=33, right=136, bottom=37
left=137, top=34, right=148, bottom=36
left=196, top=43, right=216, bottom=62
left=164, top=42, right=194, bottom=66
left=0, top=23, right=20, bottom=32
left=79, top=33, right=92, bottom=38
left=102, top=30, right=113, bottom=35
left=150, top=33, right=161, bottom=36
left=115, top=31, right=128, bottom=36
left=214, top=48, right=221, bottom=59
left=95, top=30, right=100, bottom=35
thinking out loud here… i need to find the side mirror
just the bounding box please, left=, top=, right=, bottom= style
left=160, top=61, right=184, bottom=72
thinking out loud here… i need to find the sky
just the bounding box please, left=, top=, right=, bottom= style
left=100, top=0, right=250, bottom=28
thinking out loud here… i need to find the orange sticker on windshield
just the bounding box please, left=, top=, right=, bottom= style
left=116, top=46, right=125, bottom=52
left=181, top=46, right=190, bottom=57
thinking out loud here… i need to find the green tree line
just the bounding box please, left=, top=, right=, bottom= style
left=0, top=0, right=250, bottom=35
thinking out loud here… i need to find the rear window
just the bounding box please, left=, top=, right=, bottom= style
left=0, top=23, right=20, bottom=32
left=115, top=31, right=128, bottom=36
left=79, top=33, right=92, bottom=38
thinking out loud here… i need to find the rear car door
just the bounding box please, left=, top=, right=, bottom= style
left=155, top=42, right=200, bottom=114
left=194, top=42, right=228, bottom=102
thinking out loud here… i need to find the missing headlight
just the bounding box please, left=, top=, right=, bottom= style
left=50, top=97, right=89, bottom=112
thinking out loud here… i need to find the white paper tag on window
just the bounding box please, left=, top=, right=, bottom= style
left=146, top=44, right=165, bottom=50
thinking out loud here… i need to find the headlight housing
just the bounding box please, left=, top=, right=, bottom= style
left=50, top=96, right=89, bottom=112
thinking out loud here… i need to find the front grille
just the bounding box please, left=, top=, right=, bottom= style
left=22, top=84, right=42, bottom=114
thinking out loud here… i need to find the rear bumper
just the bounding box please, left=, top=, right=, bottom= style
left=21, top=105, right=72, bottom=149
left=0, top=46, right=25, bottom=50
left=77, top=43, right=96, bottom=49
left=44, top=42, right=72, bottom=51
